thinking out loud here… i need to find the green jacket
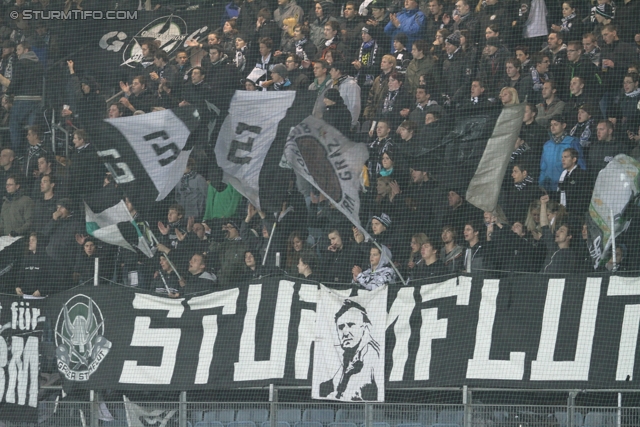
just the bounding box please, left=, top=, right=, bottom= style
left=0, top=192, right=33, bottom=236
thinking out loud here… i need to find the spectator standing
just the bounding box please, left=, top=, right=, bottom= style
left=384, top=0, right=426, bottom=53
left=539, top=115, right=586, bottom=192
left=0, top=174, right=32, bottom=236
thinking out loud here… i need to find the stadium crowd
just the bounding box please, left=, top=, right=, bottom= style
left=0, top=0, right=638, bottom=296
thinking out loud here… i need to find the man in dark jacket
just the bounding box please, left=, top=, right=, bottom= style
left=43, top=198, right=83, bottom=286
left=323, top=228, right=360, bottom=283
left=68, top=129, right=105, bottom=201
left=539, top=194, right=578, bottom=274
left=600, top=24, right=637, bottom=115
left=5, top=41, right=43, bottom=154
left=556, top=147, right=591, bottom=220
left=118, top=75, right=157, bottom=113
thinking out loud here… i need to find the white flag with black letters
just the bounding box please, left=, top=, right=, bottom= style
left=285, top=116, right=369, bottom=231
left=214, top=91, right=297, bottom=210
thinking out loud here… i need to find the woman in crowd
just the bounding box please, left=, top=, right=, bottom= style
left=376, top=72, right=412, bottom=131
left=499, top=87, right=520, bottom=106
left=242, top=249, right=266, bottom=280
left=276, top=17, right=298, bottom=57
left=550, top=1, right=585, bottom=42
left=221, top=19, right=239, bottom=53
left=524, top=200, right=543, bottom=241
left=406, top=232, right=429, bottom=274
left=285, top=231, right=309, bottom=272
left=73, top=238, right=98, bottom=284
left=352, top=244, right=397, bottom=290
left=430, top=28, right=449, bottom=60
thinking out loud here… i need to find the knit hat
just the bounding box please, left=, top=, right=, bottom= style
left=578, top=103, right=597, bottom=117
left=224, top=219, right=240, bottom=230
left=271, top=63, right=288, bottom=79
left=324, top=87, right=343, bottom=103
left=361, top=25, right=371, bottom=34
left=445, top=31, right=462, bottom=47
left=369, top=0, right=386, bottom=9
left=372, top=213, right=391, bottom=229
left=595, top=3, right=614, bottom=19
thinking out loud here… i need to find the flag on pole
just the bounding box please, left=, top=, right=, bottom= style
left=85, top=200, right=153, bottom=258
left=465, top=103, right=525, bottom=213
left=586, top=154, right=640, bottom=268
left=89, top=107, right=200, bottom=212
left=285, top=116, right=369, bottom=234
left=214, top=91, right=297, bottom=210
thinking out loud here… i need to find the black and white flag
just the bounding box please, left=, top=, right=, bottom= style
left=90, top=107, right=200, bottom=211
left=123, top=395, right=176, bottom=427
left=215, top=91, right=297, bottom=210
left=285, top=116, right=369, bottom=232
left=312, top=285, right=387, bottom=402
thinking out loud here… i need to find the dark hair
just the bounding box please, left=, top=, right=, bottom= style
left=190, top=66, right=205, bottom=77
left=154, top=50, right=170, bottom=63
left=398, top=120, right=417, bottom=134
left=258, top=37, right=273, bottom=50
left=315, top=59, right=330, bottom=71
left=442, top=224, right=457, bottom=239
left=625, top=73, right=640, bottom=84
left=168, top=204, right=185, bottom=217
left=298, top=249, right=318, bottom=273
left=549, top=30, right=563, bottom=43
left=413, top=39, right=429, bottom=54
left=514, top=45, right=529, bottom=56
left=28, top=125, right=43, bottom=140
left=563, top=147, right=579, bottom=160
left=41, top=173, right=56, bottom=185
left=567, top=40, right=583, bottom=51
left=109, top=102, right=127, bottom=116
left=334, top=299, right=371, bottom=324
left=330, top=60, right=348, bottom=74
left=524, top=102, right=538, bottom=115
left=287, top=54, right=301, bottom=66
left=388, top=71, right=404, bottom=84
left=512, top=162, right=529, bottom=174
left=193, top=252, right=208, bottom=267
left=472, top=79, right=485, bottom=89
left=294, top=25, right=310, bottom=37
left=486, top=23, right=500, bottom=34
left=17, top=41, right=30, bottom=50
left=598, top=119, right=614, bottom=131
left=6, top=174, right=21, bottom=187
left=74, top=129, right=88, bottom=142
left=544, top=79, right=558, bottom=92
left=416, top=84, right=430, bottom=95
left=132, top=75, right=147, bottom=86
left=505, top=57, right=521, bottom=69
left=533, top=52, right=550, bottom=65
left=257, top=7, right=272, bottom=19
left=394, top=32, right=408, bottom=46
left=325, top=20, right=340, bottom=33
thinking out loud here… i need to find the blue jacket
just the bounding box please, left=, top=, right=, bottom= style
left=539, top=135, right=586, bottom=192
left=384, top=8, right=425, bottom=53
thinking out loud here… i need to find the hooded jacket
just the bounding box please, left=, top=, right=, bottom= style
left=6, top=50, right=42, bottom=99
left=384, top=7, right=426, bottom=52
left=0, top=189, right=33, bottom=236
left=354, top=245, right=397, bottom=290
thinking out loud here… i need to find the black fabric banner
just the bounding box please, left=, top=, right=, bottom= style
left=0, top=295, right=45, bottom=424
left=46, top=273, right=640, bottom=391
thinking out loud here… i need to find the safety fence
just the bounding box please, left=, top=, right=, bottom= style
left=28, top=388, right=640, bottom=427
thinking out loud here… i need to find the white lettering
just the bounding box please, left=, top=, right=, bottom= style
left=467, top=279, right=525, bottom=380
left=295, top=284, right=317, bottom=380
left=234, top=281, right=295, bottom=381
left=531, top=278, right=601, bottom=381
left=607, top=275, right=640, bottom=380
left=386, top=287, right=416, bottom=381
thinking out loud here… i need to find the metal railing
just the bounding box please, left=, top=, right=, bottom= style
left=30, top=387, right=640, bottom=427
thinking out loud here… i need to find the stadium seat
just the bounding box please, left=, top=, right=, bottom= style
left=437, top=410, right=464, bottom=426
left=196, top=422, right=225, bottom=427
left=362, top=422, right=390, bottom=427
left=583, top=411, right=617, bottom=427
left=554, top=411, right=584, bottom=427
left=336, top=409, right=365, bottom=424
left=262, top=421, right=292, bottom=427
left=228, top=421, right=258, bottom=427
left=295, top=421, right=325, bottom=427
left=395, top=422, right=422, bottom=427
left=273, top=409, right=302, bottom=424
left=418, top=410, right=438, bottom=426
left=237, top=409, right=269, bottom=424
left=430, top=424, right=461, bottom=427
left=204, top=410, right=236, bottom=425
left=328, top=422, right=358, bottom=427
left=302, top=409, right=335, bottom=425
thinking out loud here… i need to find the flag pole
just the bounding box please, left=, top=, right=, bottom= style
left=610, top=208, right=617, bottom=271
left=147, top=230, right=184, bottom=282
left=262, top=222, right=278, bottom=266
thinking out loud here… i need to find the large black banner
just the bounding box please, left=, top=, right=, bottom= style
left=0, top=294, right=45, bottom=423
left=46, top=273, right=640, bottom=391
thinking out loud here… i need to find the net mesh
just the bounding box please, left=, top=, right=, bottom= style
left=0, top=0, right=639, bottom=424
